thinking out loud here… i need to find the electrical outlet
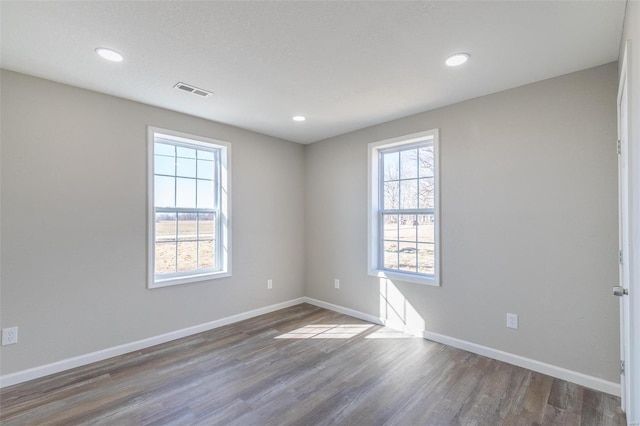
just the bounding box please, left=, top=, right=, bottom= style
left=267, top=279, right=273, bottom=289
left=506, top=313, right=518, bottom=330
left=334, top=279, right=340, bottom=289
left=2, top=327, right=18, bottom=345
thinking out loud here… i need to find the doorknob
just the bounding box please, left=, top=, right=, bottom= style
left=613, top=286, right=629, bottom=296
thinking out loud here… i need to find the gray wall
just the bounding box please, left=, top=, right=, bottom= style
left=0, top=70, right=306, bottom=374
left=305, top=63, right=620, bottom=382
left=0, top=62, right=621, bottom=383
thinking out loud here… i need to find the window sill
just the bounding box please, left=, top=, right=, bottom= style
left=369, top=269, right=440, bottom=287
left=149, top=270, right=231, bottom=289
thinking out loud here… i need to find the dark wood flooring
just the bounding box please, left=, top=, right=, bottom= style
left=0, top=303, right=626, bottom=425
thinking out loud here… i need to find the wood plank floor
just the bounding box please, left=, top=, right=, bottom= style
left=0, top=303, right=626, bottom=425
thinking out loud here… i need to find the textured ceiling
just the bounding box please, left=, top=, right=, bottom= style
left=0, top=1, right=626, bottom=144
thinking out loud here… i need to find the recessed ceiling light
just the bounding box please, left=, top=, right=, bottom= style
left=445, top=53, right=469, bottom=67
left=292, top=116, right=306, bottom=122
left=95, top=47, right=124, bottom=62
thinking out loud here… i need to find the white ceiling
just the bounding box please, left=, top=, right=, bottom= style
left=0, top=1, right=626, bottom=144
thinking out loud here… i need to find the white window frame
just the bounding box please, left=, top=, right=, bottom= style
left=147, top=127, right=231, bottom=289
left=368, top=129, right=440, bottom=286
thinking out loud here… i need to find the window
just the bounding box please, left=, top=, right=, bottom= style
left=148, top=127, right=231, bottom=288
left=368, top=129, right=439, bottom=286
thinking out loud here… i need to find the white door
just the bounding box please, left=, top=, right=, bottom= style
left=617, top=41, right=632, bottom=417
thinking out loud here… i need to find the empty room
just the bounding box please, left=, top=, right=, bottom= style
left=0, top=1, right=638, bottom=425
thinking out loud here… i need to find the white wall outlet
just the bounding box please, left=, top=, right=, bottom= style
left=267, top=279, right=273, bottom=289
left=334, top=279, right=340, bottom=289
left=506, top=313, right=519, bottom=330
left=2, top=327, right=18, bottom=345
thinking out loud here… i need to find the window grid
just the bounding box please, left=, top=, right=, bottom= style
left=154, top=140, right=220, bottom=277
left=379, top=143, right=434, bottom=276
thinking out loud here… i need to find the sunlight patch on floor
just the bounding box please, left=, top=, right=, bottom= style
left=275, top=324, right=374, bottom=339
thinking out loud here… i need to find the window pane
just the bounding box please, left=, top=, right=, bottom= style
left=177, top=213, right=197, bottom=241
left=155, top=154, right=175, bottom=176
left=177, top=241, right=197, bottom=272
left=383, top=181, right=399, bottom=210
left=417, top=214, right=434, bottom=243
left=384, top=241, right=398, bottom=270
left=198, top=213, right=215, bottom=240
left=198, top=212, right=216, bottom=270
left=398, top=241, right=417, bottom=273
left=373, top=137, right=436, bottom=282
left=155, top=242, right=176, bottom=274
left=198, top=149, right=215, bottom=161
left=399, top=214, right=417, bottom=241
left=151, top=132, right=229, bottom=286
left=418, top=243, right=435, bottom=275
left=400, top=149, right=418, bottom=179
left=198, top=240, right=215, bottom=269
left=197, top=180, right=215, bottom=209
left=418, top=178, right=435, bottom=209
left=177, top=146, right=196, bottom=159
left=383, top=214, right=398, bottom=241
left=383, top=151, right=399, bottom=181
left=197, top=159, right=214, bottom=180
left=400, top=180, right=418, bottom=209
left=419, top=146, right=434, bottom=177
left=155, top=176, right=175, bottom=208
left=155, top=213, right=176, bottom=242
left=155, top=142, right=175, bottom=156
left=176, top=178, right=196, bottom=208
left=176, top=157, right=196, bottom=178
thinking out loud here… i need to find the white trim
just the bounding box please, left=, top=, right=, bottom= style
left=2, top=296, right=621, bottom=397
left=0, top=298, right=304, bottom=389
left=370, top=270, right=438, bottom=287
left=619, top=38, right=640, bottom=423
left=617, top=39, right=633, bottom=415
left=152, top=270, right=232, bottom=288
left=421, top=330, right=620, bottom=397
left=302, top=297, right=620, bottom=396
left=367, top=129, right=441, bottom=286
left=146, top=126, right=232, bottom=289
left=302, top=297, right=384, bottom=326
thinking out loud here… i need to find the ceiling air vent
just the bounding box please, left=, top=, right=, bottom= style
left=174, top=82, right=213, bottom=97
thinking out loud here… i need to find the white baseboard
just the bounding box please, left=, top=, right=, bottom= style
left=303, top=297, right=620, bottom=397
left=302, top=297, right=384, bottom=326
left=2, top=296, right=621, bottom=397
left=0, top=297, right=305, bottom=389
left=421, top=330, right=620, bottom=397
